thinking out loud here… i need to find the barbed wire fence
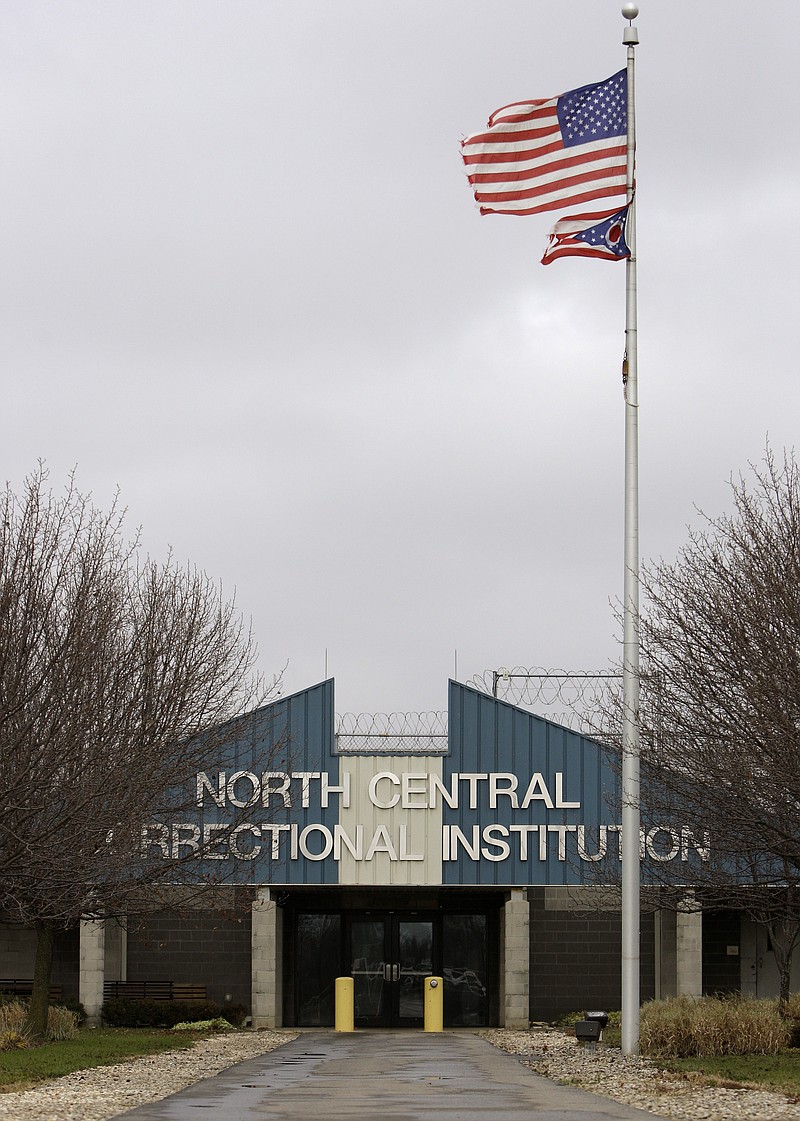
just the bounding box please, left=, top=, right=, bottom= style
left=333, top=667, right=622, bottom=752
left=468, top=666, right=621, bottom=738
left=335, top=709, right=448, bottom=754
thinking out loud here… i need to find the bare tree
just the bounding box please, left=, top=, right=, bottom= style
left=602, top=448, right=800, bottom=1003
left=0, top=467, right=278, bottom=1037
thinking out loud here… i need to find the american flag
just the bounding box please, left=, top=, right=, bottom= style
left=462, top=70, right=628, bottom=216
left=541, top=203, right=631, bottom=265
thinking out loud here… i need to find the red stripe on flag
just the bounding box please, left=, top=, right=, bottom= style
left=542, top=246, right=625, bottom=265
left=474, top=164, right=626, bottom=206
left=479, top=182, right=628, bottom=217
left=461, top=124, right=561, bottom=150
left=467, top=143, right=626, bottom=184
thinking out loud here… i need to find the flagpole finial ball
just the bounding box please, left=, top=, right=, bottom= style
left=621, top=3, right=639, bottom=19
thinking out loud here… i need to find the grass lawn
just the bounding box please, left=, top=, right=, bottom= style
left=655, top=1051, right=800, bottom=1095
left=597, top=1026, right=800, bottom=1095
left=0, top=1028, right=207, bottom=1091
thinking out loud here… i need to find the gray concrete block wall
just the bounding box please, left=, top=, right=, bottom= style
left=658, top=908, right=678, bottom=998
left=676, top=907, right=703, bottom=998
left=79, top=920, right=105, bottom=1026
left=104, top=918, right=127, bottom=983
left=503, top=888, right=530, bottom=1028
left=52, top=927, right=80, bottom=996
left=0, top=924, right=79, bottom=999
left=701, top=910, right=741, bottom=996
left=528, top=888, right=655, bottom=1023
left=251, top=888, right=282, bottom=1029
left=0, top=924, right=37, bottom=976
left=740, top=916, right=759, bottom=998
left=125, top=908, right=252, bottom=1009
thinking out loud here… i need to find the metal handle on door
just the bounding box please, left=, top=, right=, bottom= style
left=393, top=963, right=399, bottom=981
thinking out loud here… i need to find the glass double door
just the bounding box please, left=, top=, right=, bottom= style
left=349, top=914, right=434, bottom=1028
left=291, top=905, right=493, bottom=1028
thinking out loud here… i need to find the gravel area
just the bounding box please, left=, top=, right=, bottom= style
left=0, top=1029, right=298, bottom=1121
left=484, top=1028, right=800, bottom=1120
left=4, top=1026, right=800, bottom=1121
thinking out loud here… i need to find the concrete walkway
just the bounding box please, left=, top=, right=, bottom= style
left=114, top=1031, right=658, bottom=1120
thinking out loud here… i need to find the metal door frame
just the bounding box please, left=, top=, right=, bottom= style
left=347, top=911, right=437, bottom=1028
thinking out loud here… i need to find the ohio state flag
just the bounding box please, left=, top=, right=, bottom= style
left=541, top=203, right=631, bottom=265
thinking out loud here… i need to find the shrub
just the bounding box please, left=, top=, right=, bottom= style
left=59, top=996, right=87, bottom=1026
left=0, top=998, right=79, bottom=1043
left=555, top=1009, right=621, bottom=1032
left=220, top=1003, right=248, bottom=1027
left=0, top=1000, right=27, bottom=1034
left=779, top=992, right=800, bottom=1047
left=47, top=1005, right=80, bottom=1041
left=101, top=999, right=247, bottom=1029
left=0, top=1030, right=30, bottom=1051
left=172, top=1017, right=233, bottom=1032
left=640, top=995, right=792, bottom=1059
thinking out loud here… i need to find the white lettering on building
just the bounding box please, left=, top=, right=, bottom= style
left=165, top=768, right=709, bottom=868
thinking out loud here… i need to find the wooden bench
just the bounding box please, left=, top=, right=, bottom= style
left=0, top=979, right=64, bottom=1001
left=171, top=983, right=208, bottom=1002
left=103, top=981, right=207, bottom=1002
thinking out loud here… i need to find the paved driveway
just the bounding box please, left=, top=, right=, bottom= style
left=114, top=1030, right=658, bottom=1120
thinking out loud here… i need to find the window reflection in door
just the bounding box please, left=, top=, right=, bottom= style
left=351, top=919, right=385, bottom=1020
left=296, top=913, right=341, bottom=1027
left=397, top=920, right=433, bottom=1022
left=443, top=913, right=488, bottom=1026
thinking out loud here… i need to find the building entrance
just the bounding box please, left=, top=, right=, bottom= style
left=349, top=914, right=434, bottom=1028
left=287, top=891, right=500, bottom=1028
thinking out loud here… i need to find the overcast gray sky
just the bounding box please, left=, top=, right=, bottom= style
left=1, top=1, right=798, bottom=718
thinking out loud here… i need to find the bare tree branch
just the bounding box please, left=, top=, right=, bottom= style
left=593, top=447, right=800, bottom=1002
left=0, top=466, right=280, bottom=1036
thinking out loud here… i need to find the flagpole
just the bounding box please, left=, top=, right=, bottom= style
left=620, top=1, right=641, bottom=1056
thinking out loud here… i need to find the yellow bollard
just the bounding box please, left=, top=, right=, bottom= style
left=424, top=976, right=443, bottom=1032
left=335, top=976, right=354, bottom=1031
